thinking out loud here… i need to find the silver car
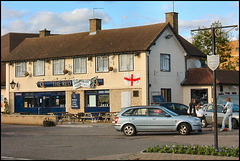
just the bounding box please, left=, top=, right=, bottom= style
left=202, top=104, right=239, bottom=129
left=114, top=106, right=202, bottom=136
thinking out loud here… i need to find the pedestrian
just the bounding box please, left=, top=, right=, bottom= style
left=220, top=97, right=234, bottom=132
left=188, top=98, right=197, bottom=117
left=196, top=103, right=205, bottom=121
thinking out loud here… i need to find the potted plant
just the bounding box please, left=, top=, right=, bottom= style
left=24, top=72, right=29, bottom=77
left=63, top=69, right=69, bottom=74
left=43, top=118, right=55, bottom=127
left=108, top=67, right=113, bottom=71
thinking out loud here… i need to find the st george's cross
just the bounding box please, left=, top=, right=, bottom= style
left=124, top=73, right=141, bottom=86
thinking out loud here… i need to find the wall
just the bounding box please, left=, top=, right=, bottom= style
left=7, top=51, right=147, bottom=113
left=149, top=28, right=186, bottom=103
left=1, top=114, right=57, bottom=126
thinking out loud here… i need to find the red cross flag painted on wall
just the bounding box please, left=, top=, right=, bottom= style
left=124, top=73, right=141, bottom=86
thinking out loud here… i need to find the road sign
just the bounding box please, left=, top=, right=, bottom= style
left=207, top=55, right=220, bottom=71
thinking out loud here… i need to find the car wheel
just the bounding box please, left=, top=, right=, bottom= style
left=122, top=124, right=136, bottom=136
left=201, top=119, right=208, bottom=128
left=232, top=119, right=238, bottom=129
left=178, top=123, right=191, bottom=135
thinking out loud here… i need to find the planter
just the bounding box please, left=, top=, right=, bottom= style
left=63, top=69, right=69, bottom=74
left=24, top=72, right=29, bottom=77
left=43, top=118, right=55, bottom=127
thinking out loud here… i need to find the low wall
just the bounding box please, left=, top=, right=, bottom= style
left=1, top=114, right=57, bottom=126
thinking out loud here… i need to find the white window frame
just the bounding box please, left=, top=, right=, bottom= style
left=119, top=54, right=134, bottom=71
left=15, top=62, right=27, bottom=77
left=96, top=56, right=109, bottom=72
left=53, top=59, right=65, bottom=75
left=33, top=60, right=45, bottom=76
left=73, top=57, right=87, bottom=74
left=160, top=53, right=170, bottom=72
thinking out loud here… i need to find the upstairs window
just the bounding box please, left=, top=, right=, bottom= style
left=119, top=54, right=134, bottom=71
left=96, top=56, right=109, bottom=72
left=74, top=57, right=87, bottom=74
left=15, top=62, right=27, bottom=77
left=33, top=60, right=45, bottom=76
left=160, top=54, right=170, bottom=72
left=53, top=59, right=65, bottom=75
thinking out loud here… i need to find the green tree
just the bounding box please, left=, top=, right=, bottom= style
left=191, top=21, right=236, bottom=70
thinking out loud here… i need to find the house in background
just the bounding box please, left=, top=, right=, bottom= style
left=1, top=12, right=238, bottom=114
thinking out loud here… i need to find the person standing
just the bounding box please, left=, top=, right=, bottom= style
left=189, top=98, right=197, bottom=117
left=220, top=97, right=234, bottom=132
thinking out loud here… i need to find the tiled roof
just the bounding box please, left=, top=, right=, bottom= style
left=181, top=68, right=239, bottom=86
left=2, top=22, right=206, bottom=62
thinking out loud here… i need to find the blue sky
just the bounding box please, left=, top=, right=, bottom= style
left=1, top=1, right=239, bottom=42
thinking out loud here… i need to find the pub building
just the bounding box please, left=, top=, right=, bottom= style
left=2, top=12, right=210, bottom=115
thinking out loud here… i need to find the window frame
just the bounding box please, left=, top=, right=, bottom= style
left=160, top=53, right=171, bottom=72
left=119, top=53, right=134, bottom=72
left=33, top=60, right=45, bottom=76
left=53, top=59, right=65, bottom=75
left=15, top=62, right=27, bottom=77
left=96, top=55, right=109, bottom=73
left=73, top=57, right=87, bottom=74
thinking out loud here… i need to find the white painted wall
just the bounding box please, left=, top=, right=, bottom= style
left=149, top=28, right=187, bottom=103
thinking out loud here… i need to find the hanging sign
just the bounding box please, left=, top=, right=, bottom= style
left=207, top=55, right=220, bottom=71
left=124, top=73, right=141, bottom=86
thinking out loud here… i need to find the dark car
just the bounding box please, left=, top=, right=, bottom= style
left=152, top=102, right=189, bottom=115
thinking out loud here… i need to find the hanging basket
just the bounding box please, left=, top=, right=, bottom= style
left=63, top=69, right=69, bottom=74
left=24, top=72, right=29, bottom=77
left=108, top=67, right=113, bottom=71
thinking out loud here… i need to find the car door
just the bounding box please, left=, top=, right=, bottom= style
left=129, top=108, right=150, bottom=131
left=148, top=108, right=174, bottom=131
left=203, top=104, right=214, bottom=124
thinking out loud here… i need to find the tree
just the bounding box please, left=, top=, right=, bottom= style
left=191, top=21, right=237, bottom=70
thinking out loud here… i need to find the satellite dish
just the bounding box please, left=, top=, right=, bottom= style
left=195, top=60, right=201, bottom=68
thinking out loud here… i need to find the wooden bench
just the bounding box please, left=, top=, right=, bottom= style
left=79, top=113, right=95, bottom=123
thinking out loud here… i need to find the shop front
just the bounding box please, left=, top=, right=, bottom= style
left=15, top=91, right=65, bottom=114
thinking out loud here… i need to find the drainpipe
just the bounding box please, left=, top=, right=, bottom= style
left=147, top=50, right=151, bottom=105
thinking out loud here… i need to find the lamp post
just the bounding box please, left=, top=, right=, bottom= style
left=191, top=24, right=238, bottom=150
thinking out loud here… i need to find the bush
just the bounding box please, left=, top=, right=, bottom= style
left=145, top=144, right=239, bottom=157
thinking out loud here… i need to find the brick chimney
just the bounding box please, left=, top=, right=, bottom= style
left=165, top=12, right=178, bottom=34
left=89, top=18, right=102, bottom=35
left=39, top=28, right=51, bottom=38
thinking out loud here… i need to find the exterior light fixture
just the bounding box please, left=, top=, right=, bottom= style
left=165, top=34, right=173, bottom=39
left=10, top=80, right=16, bottom=89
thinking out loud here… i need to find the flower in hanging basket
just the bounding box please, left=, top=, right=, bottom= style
left=24, top=72, right=29, bottom=76
left=63, top=69, right=69, bottom=74
left=108, top=67, right=113, bottom=71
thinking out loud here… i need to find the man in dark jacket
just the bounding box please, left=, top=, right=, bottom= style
left=189, top=98, right=197, bottom=117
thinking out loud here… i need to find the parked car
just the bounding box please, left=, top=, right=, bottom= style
left=202, top=103, right=239, bottom=129
left=152, top=102, right=207, bottom=128
left=114, top=106, right=202, bottom=136
left=151, top=102, right=189, bottom=115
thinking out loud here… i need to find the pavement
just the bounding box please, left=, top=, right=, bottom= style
left=56, top=121, right=239, bottom=160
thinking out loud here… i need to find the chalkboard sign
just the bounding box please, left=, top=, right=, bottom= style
left=152, top=95, right=165, bottom=103
left=72, top=94, right=80, bottom=109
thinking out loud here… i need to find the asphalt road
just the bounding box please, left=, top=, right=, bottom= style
left=1, top=123, right=239, bottom=160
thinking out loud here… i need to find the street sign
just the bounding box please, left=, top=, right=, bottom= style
left=207, top=55, right=220, bottom=71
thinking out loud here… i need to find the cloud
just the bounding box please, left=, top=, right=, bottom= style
left=1, top=5, right=27, bottom=19
left=1, top=7, right=111, bottom=35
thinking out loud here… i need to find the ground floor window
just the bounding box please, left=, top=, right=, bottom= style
left=85, top=90, right=110, bottom=113
left=191, top=89, right=208, bottom=105
left=161, top=88, right=171, bottom=102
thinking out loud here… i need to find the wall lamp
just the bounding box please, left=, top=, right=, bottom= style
left=10, top=80, right=18, bottom=89
left=165, top=34, right=173, bottom=39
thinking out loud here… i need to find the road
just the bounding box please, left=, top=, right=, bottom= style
left=1, top=123, right=239, bottom=160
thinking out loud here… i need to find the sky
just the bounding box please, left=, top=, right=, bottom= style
left=1, top=1, right=239, bottom=42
